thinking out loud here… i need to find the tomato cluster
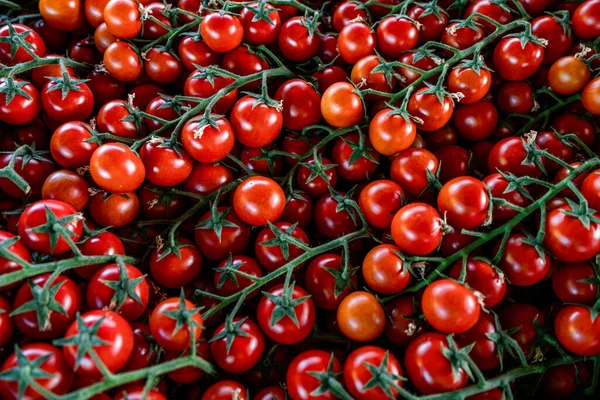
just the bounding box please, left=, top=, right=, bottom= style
left=1, top=0, right=600, bottom=399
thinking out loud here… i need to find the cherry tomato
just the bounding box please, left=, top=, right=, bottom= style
left=149, top=297, right=203, bottom=352
left=408, top=88, right=454, bottom=132
left=438, top=176, right=489, bottom=230
left=233, top=176, right=285, bottom=226
left=195, top=206, right=251, bottom=262
left=0, top=231, right=31, bottom=290
left=211, top=317, right=264, bottom=373
left=201, top=12, right=244, bottom=53
left=494, top=37, right=544, bottom=81
left=321, top=81, right=364, bottom=128
left=359, top=180, right=404, bottom=229
left=376, top=16, right=418, bottom=58
left=181, top=116, right=235, bottom=163
left=287, top=350, right=342, bottom=400
left=103, top=0, right=141, bottom=38
left=422, top=278, right=481, bottom=334
left=555, top=305, right=600, bottom=356
left=572, top=0, right=600, bottom=40
left=448, top=258, right=506, bottom=308
left=103, top=41, right=143, bottom=82
left=0, top=24, right=46, bottom=64
left=90, top=143, right=145, bottom=193
left=369, top=108, right=417, bottom=156
left=230, top=95, right=283, bottom=147
left=337, top=291, right=385, bottom=342
left=455, top=313, right=500, bottom=370
left=0, top=79, right=42, bottom=125
left=140, top=140, right=193, bottom=187
left=344, top=346, right=403, bottom=400
left=391, top=203, right=443, bottom=256
left=274, top=79, right=322, bottom=131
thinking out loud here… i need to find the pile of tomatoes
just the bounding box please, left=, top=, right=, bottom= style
left=1, top=0, right=600, bottom=399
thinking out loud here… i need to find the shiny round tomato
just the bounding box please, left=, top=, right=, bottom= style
left=274, top=79, right=321, bottom=131
left=531, top=14, right=573, bottom=64
left=201, top=381, right=248, bottom=400
left=408, top=88, right=454, bottom=132
left=369, top=108, right=417, bottom=156
left=121, top=323, right=156, bottom=372
left=376, top=16, right=418, bottom=58
left=0, top=231, right=31, bottom=290
left=90, top=143, right=145, bottom=193
left=449, top=258, right=506, bottom=308
left=150, top=238, right=203, bottom=289
left=195, top=206, right=251, bottom=262
left=178, top=35, right=221, bottom=71
left=97, top=99, right=145, bottom=139
left=304, top=253, right=356, bottom=310
left=184, top=163, right=233, bottom=197
left=0, top=24, right=46, bottom=64
left=211, top=317, right=264, bottom=373
left=337, top=291, right=385, bottom=342
left=455, top=313, right=500, bottom=371
left=363, top=244, right=411, bottom=294
left=332, top=133, right=379, bottom=181
left=422, top=279, right=481, bottom=334
left=390, top=148, right=439, bottom=197
left=333, top=1, right=367, bottom=32
left=582, top=169, right=600, bottom=210
left=572, top=0, right=600, bottom=40
left=88, top=191, right=139, bottom=228
left=483, top=173, right=531, bottom=221
left=384, top=295, right=423, bottom=346
left=140, top=140, right=193, bottom=187
left=149, top=297, right=203, bottom=352
left=287, top=350, right=342, bottom=400
left=438, top=176, right=489, bottom=230
left=184, top=72, right=238, bottom=114
left=103, top=0, right=141, bottom=38
left=240, top=2, right=281, bottom=45
left=344, top=346, right=403, bottom=400
left=62, top=310, right=134, bottom=376
left=555, top=305, right=600, bottom=356
left=76, top=232, right=125, bottom=280
left=548, top=56, right=591, bottom=95
left=41, top=80, right=94, bottom=123
left=338, top=21, right=376, bottom=63
left=452, top=100, right=498, bottom=141
left=255, top=221, right=308, bottom=271
left=50, top=121, right=97, bottom=168
left=351, top=55, right=396, bottom=99
left=496, top=232, right=551, bottom=286
left=18, top=199, right=83, bottom=254
left=544, top=204, right=600, bottom=262
left=213, top=255, right=262, bottom=298
left=0, top=79, right=41, bottom=125
left=201, top=13, right=243, bottom=53
left=0, top=153, right=55, bottom=199
left=321, top=81, right=364, bottom=128
left=404, top=332, right=468, bottom=395
left=442, top=22, right=484, bottom=52
left=278, top=16, right=321, bottom=62
left=408, top=4, right=448, bottom=44
left=552, top=262, right=597, bottom=305
left=582, top=77, right=600, bottom=115
left=230, top=95, right=283, bottom=147
left=493, top=37, right=544, bottom=81
left=551, top=113, right=595, bottom=146
left=446, top=67, right=491, bottom=105
left=359, top=180, right=404, bottom=229
left=144, top=47, right=183, bottom=84
left=181, top=116, right=235, bottom=163
left=296, top=156, right=338, bottom=197
left=103, top=41, right=143, bottom=82
left=488, top=136, right=543, bottom=178
left=391, top=203, right=443, bottom=256
left=314, top=192, right=358, bottom=238
left=233, top=176, right=285, bottom=226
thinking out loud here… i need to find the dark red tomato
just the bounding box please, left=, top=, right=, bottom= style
left=144, top=96, right=181, bottom=135
left=138, top=185, right=186, bottom=220
left=296, top=156, right=338, bottom=197
left=201, top=12, right=244, bottom=53
left=447, top=67, right=492, bottom=105
left=41, top=80, right=93, bottom=123
left=31, top=19, right=68, bottom=52
left=280, top=193, right=313, bottom=229
left=321, top=81, right=364, bottom=128
left=408, top=4, right=448, bottom=44
left=254, top=387, right=287, bottom=400
left=230, top=95, right=283, bottom=147
left=333, top=1, right=368, bottom=32
left=149, top=238, right=203, bottom=289
left=239, top=146, right=284, bottom=176
left=0, top=153, right=55, bottom=199
left=257, top=284, right=316, bottom=344
left=396, top=51, right=439, bottom=87
left=533, top=130, right=573, bottom=174
left=129, top=83, right=164, bottom=111
left=469, top=138, right=493, bottom=173
left=385, top=296, right=423, bottom=346
left=449, top=258, right=506, bottom=308
left=0, top=231, right=31, bottom=290
left=149, top=297, right=203, bottom=352
left=178, top=35, right=221, bottom=71
left=531, top=15, right=573, bottom=64
left=359, top=180, right=404, bottom=229
left=213, top=255, right=262, bottom=298
left=0, top=343, right=72, bottom=400
left=87, top=69, right=123, bottom=104
left=494, top=37, right=544, bottom=81
left=498, top=81, right=536, bottom=115
left=344, top=346, right=403, bottom=400
left=376, top=16, right=418, bottom=58
left=164, top=339, right=211, bottom=383
left=195, top=206, right=251, bottom=262
left=551, top=113, right=595, bottom=146
left=438, top=176, right=489, bottom=230
left=317, top=33, right=342, bottom=65
left=465, top=0, right=512, bottom=33
left=540, top=363, right=591, bottom=399
left=211, top=317, right=264, bottom=373
left=103, top=0, right=141, bottom=38
left=63, top=310, right=133, bottom=376
left=220, top=46, right=268, bottom=91
left=391, top=203, right=443, bottom=255
left=0, top=296, right=13, bottom=347
left=282, top=133, right=322, bottom=166
left=338, top=21, right=376, bottom=63
left=582, top=77, right=600, bottom=115
left=50, top=121, right=97, bottom=168
left=369, top=108, right=417, bottom=156
left=500, top=303, right=545, bottom=354
left=313, top=65, right=347, bottom=94
left=77, top=232, right=125, bottom=280
left=181, top=116, right=235, bottom=163
left=408, top=88, right=454, bottom=132
left=144, top=47, right=183, bottom=84
left=404, top=332, right=468, bottom=394
left=453, top=100, right=498, bottom=141
left=338, top=291, right=386, bottom=342
left=90, top=143, right=145, bottom=193
left=483, top=173, right=531, bottom=221
left=496, top=232, right=551, bottom=286
left=233, top=176, right=285, bottom=226
left=552, top=262, right=596, bottom=305
left=488, top=136, right=543, bottom=178
left=184, top=163, right=233, bottom=197
left=555, top=305, right=600, bottom=356
left=31, top=57, right=75, bottom=89
left=0, top=118, right=48, bottom=151
left=274, top=79, right=322, bottom=131
left=351, top=55, right=396, bottom=99
left=422, top=279, right=481, bottom=334
left=332, top=133, right=379, bottom=181
left=87, top=263, right=148, bottom=321
left=240, top=2, right=281, bottom=45
left=201, top=381, right=248, bottom=400
left=390, top=148, right=438, bottom=197
left=582, top=169, right=600, bottom=211
left=121, top=323, right=156, bottom=372
left=304, top=253, right=356, bottom=310
left=140, top=140, right=193, bottom=187
left=363, top=244, right=411, bottom=294
left=278, top=16, right=321, bottom=62
left=0, top=79, right=41, bottom=125
left=184, top=72, right=238, bottom=115
left=314, top=192, right=358, bottom=239
left=287, top=350, right=342, bottom=400
left=466, top=389, right=504, bottom=400
left=0, top=24, right=46, bottom=64
left=113, top=386, right=166, bottom=400
left=97, top=99, right=145, bottom=139
left=12, top=273, right=80, bottom=339
left=544, top=204, right=600, bottom=262
left=572, top=0, right=600, bottom=40
left=141, top=2, right=171, bottom=40
left=442, top=23, right=484, bottom=52
left=18, top=199, right=83, bottom=254
left=89, top=191, right=139, bottom=228
left=255, top=222, right=308, bottom=271
left=455, top=314, right=500, bottom=370
left=103, top=41, right=143, bottom=82
left=440, top=227, right=476, bottom=257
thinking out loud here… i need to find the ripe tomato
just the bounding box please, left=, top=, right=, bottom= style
left=76, top=232, right=125, bottom=279
left=149, top=297, right=203, bottom=352
left=304, top=253, right=356, bottom=310
left=582, top=77, right=600, bottom=115
left=184, top=163, right=233, bottom=197
left=314, top=192, right=358, bottom=238
left=254, top=387, right=287, bottom=400
left=0, top=231, right=31, bottom=290
left=211, top=317, right=264, bottom=373
left=376, top=16, right=418, bottom=58
left=144, top=47, right=183, bottom=84
left=178, top=36, right=221, bottom=71
left=18, top=199, right=83, bottom=254
left=103, top=41, right=143, bottom=82
left=87, top=263, right=149, bottom=321
left=240, top=2, right=281, bottom=45
left=544, top=204, right=600, bottom=262
left=88, top=191, right=139, bottom=228
left=0, top=153, right=55, bottom=199
left=351, top=55, right=396, bottom=99
left=344, top=346, right=403, bottom=400
left=103, top=0, right=141, bottom=38
left=369, top=108, right=417, bottom=156
left=0, top=24, right=46, bottom=64
left=13, top=273, right=81, bottom=339
left=296, top=156, right=338, bottom=197
left=572, top=0, right=600, bottom=40
left=548, top=56, right=590, bottom=95
left=452, top=100, right=498, bottom=141
left=321, top=82, right=364, bottom=128
left=333, top=1, right=367, bottom=32
left=552, top=262, right=597, bottom=305
left=496, top=232, right=551, bottom=286
left=390, top=148, right=439, bottom=197
left=184, top=72, right=238, bottom=114
left=121, top=323, right=156, bottom=372
left=97, top=99, right=146, bottom=139
left=391, top=203, right=443, bottom=256
left=201, top=13, right=244, bottom=53
left=181, top=116, right=235, bottom=163
left=494, top=37, right=544, bottom=81
left=201, top=381, right=248, bottom=400
left=448, top=258, right=506, bottom=308
left=255, top=222, right=308, bottom=271
left=62, top=310, right=134, bottom=376
left=455, top=313, right=500, bottom=371
left=359, top=180, right=404, bottom=229
left=363, top=244, right=411, bottom=294
left=50, top=121, right=97, bottom=168
left=41, top=80, right=94, bottom=123
left=499, top=303, right=545, bottom=354
left=150, top=238, right=203, bottom=289
left=140, top=140, right=193, bottom=187
left=164, top=339, right=211, bottom=383
left=442, top=23, right=484, bottom=52
left=404, top=332, right=468, bottom=394
left=338, top=21, right=376, bottom=63
left=422, top=279, right=481, bottom=334
left=257, top=284, right=315, bottom=344
left=438, top=176, right=489, bottom=230
left=384, top=296, right=423, bottom=346
left=90, top=143, right=145, bottom=193
left=337, top=291, right=385, bottom=342
left=555, top=305, right=600, bottom=356
left=332, top=133, right=379, bottom=181
left=230, top=95, right=283, bottom=147
left=213, top=255, right=262, bottom=298
left=287, top=350, right=342, bottom=400
left=0, top=79, right=41, bottom=125
left=195, top=206, right=251, bottom=262
left=274, top=79, right=321, bottom=130
left=408, top=4, right=448, bottom=44
left=278, top=16, right=321, bottom=62
left=233, top=176, right=285, bottom=226
left=0, top=343, right=73, bottom=400
left=408, top=88, right=454, bottom=132
left=582, top=169, right=600, bottom=210
left=488, top=136, right=543, bottom=178
left=142, top=3, right=172, bottom=40
left=446, top=67, right=491, bottom=105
